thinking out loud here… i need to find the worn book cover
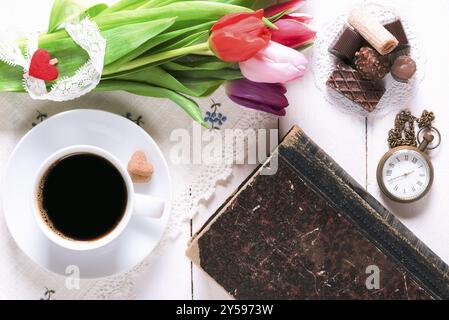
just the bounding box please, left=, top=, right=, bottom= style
left=187, top=126, right=449, bottom=300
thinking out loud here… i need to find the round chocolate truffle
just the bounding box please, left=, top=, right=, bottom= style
left=354, top=47, right=390, bottom=80
left=391, top=56, right=416, bottom=83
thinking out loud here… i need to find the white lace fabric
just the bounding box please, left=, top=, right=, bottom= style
left=0, top=18, right=105, bottom=102
left=312, top=2, right=425, bottom=118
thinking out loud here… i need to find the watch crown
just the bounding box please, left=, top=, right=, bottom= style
left=418, top=132, right=434, bottom=153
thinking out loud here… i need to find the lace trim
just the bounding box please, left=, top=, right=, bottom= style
left=0, top=33, right=28, bottom=68
left=0, top=18, right=105, bottom=102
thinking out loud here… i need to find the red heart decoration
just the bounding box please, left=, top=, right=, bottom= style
left=29, top=49, right=59, bottom=81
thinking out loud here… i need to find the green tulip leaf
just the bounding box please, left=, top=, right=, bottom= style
left=48, top=0, right=107, bottom=33
left=96, top=80, right=208, bottom=127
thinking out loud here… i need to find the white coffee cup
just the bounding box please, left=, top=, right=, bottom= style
left=31, top=145, right=165, bottom=251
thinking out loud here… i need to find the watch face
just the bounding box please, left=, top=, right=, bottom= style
left=379, top=149, right=432, bottom=202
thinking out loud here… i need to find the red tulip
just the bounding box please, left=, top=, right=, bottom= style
left=209, top=9, right=271, bottom=62
left=271, top=17, right=316, bottom=48
left=264, top=0, right=306, bottom=18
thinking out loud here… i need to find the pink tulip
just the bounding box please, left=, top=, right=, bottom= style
left=265, top=0, right=306, bottom=18
left=271, top=16, right=316, bottom=48
left=239, top=41, right=308, bottom=83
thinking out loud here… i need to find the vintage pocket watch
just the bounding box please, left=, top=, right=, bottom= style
left=377, top=110, right=441, bottom=203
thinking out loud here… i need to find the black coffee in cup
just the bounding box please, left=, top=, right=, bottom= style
left=37, top=153, right=128, bottom=241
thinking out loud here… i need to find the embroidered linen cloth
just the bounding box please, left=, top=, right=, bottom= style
left=0, top=89, right=275, bottom=299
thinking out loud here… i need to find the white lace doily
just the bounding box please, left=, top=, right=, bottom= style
left=0, top=17, right=105, bottom=102
left=312, top=2, right=425, bottom=118
left=0, top=88, right=275, bottom=299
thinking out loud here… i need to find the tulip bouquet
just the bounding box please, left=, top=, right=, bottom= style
left=0, top=0, right=315, bottom=126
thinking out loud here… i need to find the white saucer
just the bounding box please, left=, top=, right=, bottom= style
left=2, top=109, right=172, bottom=278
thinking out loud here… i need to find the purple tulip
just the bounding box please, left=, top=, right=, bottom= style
left=226, top=79, right=289, bottom=116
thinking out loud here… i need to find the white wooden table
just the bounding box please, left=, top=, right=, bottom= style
left=175, top=0, right=449, bottom=299
left=2, top=0, right=449, bottom=300
left=283, top=0, right=449, bottom=297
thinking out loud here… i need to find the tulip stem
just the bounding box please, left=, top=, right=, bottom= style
left=103, top=42, right=210, bottom=75
left=194, top=49, right=215, bottom=56
left=262, top=17, right=278, bottom=30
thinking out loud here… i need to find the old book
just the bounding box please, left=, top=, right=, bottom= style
left=187, top=126, right=449, bottom=300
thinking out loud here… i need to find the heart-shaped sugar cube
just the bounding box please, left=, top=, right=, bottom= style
left=127, top=150, right=154, bottom=183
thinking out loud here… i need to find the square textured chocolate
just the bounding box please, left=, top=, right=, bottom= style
left=326, top=62, right=385, bottom=112
left=187, top=126, right=449, bottom=300
left=384, top=20, right=409, bottom=48
left=328, top=26, right=364, bottom=64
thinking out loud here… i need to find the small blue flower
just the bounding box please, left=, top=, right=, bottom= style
left=204, top=101, right=227, bottom=128
left=215, top=113, right=227, bottom=126
left=204, top=111, right=213, bottom=122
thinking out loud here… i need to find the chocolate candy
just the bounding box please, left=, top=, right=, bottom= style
left=348, top=7, right=398, bottom=55
left=391, top=56, right=416, bottom=82
left=329, top=27, right=364, bottom=64
left=326, top=62, right=385, bottom=112
left=388, top=47, right=411, bottom=66
left=355, top=46, right=390, bottom=80
left=384, top=20, right=409, bottom=50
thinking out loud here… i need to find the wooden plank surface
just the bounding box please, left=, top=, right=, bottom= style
left=366, top=0, right=449, bottom=265
left=193, top=0, right=365, bottom=299
left=279, top=0, right=368, bottom=188
left=283, top=0, right=449, bottom=269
